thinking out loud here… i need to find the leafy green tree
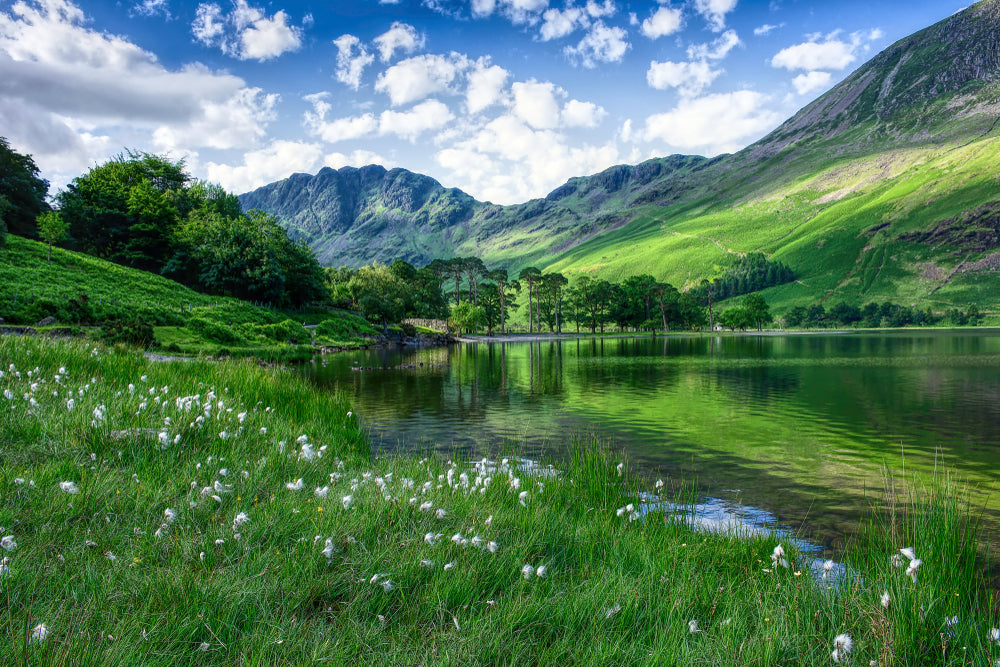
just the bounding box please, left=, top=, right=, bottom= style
left=540, top=272, right=569, bottom=333
left=348, top=263, right=408, bottom=333
left=742, top=292, right=772, bottom=331
left=449, top=301, right=486, bottom=334
left=0, top=137, right=49, bottom=238
left=678, top=292, right=707, bottom=330
left=486, top=268, right=519, bottom=334
left=0, top=194, right=9, bottom=246
left=649, top=282, right=680, bottom=332
left=718, top=306, right=751, bottom=331
left=36, top=211, right=70, bottom=262
left=518, top=267, right=541, bottom=333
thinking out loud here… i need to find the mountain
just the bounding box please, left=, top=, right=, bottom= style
left=240, top=0, right=1000, bottom=311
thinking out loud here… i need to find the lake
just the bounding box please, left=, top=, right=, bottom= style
left=301, top=330, right=1000, bottom=553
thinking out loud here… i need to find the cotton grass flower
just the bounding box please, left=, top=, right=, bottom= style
left=899, top=547, right=916, bottom=561
left=688, top=619, right=701, bottom=634
left=831, top=633, right=853, bottom=663
left=435, top=508, right=447, bottom=519
left=59, top=481, right=79, bottom=494
left=771, top=544, right=789, bottom=569
left=535, top=565, right=547, bottom=578
left=341, top=494, right=353, bottom=509
left=285, top=478, right=305, bottom=491
left=424, top=532, right=442, bottom=546
left=518, top=490, right=529, bottom=506
left=822, top=559, right=835, bottom=579
left=1, top=535, right=16, bottom=551
left=0, top=556, right=9, bottom=577
left=31, top=623, right=49, bottom=643
left=315, top=486, right=330, bottom=498
left=905, top=558, right=922, bottom=583
left=322, top=538, right=337, bottom=560
left=521, top=564, right=535, bottom=579
left=880, top=591, right=891, bottom=608
left=233, top=512, right=249, bottom=531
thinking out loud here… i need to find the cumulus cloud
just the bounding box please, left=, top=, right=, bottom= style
left=373, top=22, right=424, bottom=62
left=694, top=0, right=737, bottom=32
left=325, top=149, right=396, bottom=170
left=379, top=99, right=454, bottom=140
left=646, top=60, right=721, bottom=97
left=753, top=23, right=782, bottom=36
left=791, top=70, right=832, bottom=95
left=643, top=90, right=781, bottom=154
left=0, top=0, right=277, bottom=187
left=375, top=53, right=466, bottom=106
left=436, top=114, right=621, bottom=204
left=206, top=139, right=323, bottom=194
left=303, top=94, right=379, bottom=143
left=131, top=0, right=171, bottom=19
left=641, top=6, right=683, bottom=40
left=466, top=60, right=509, bottom=114
left=539, top=6, right=586, bottom=41
left=771, top=37, right=857, bottom=71
left=333, top=35, right=374, bottom=90
left=192, top=0, right=302, bottom=61
left=687, top=29, right=740, bottom=61
left=511, top=80, right=562, bottom=129
left=565, top=20, right=629, bottom=68
left=562, top=99, right=606, bottom=127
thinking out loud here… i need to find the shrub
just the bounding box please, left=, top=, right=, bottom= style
left=188, top=316, right=248, bottom=345
left=100, top=319, right=155, bottom=348
left=259, top=319, right=311, bottom=344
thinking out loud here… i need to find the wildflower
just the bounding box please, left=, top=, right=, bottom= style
left=519, top=491, right=529, bottom=506
left=822, top=559, right=835, bottom=579
left=536, top=565, right=547, bottom=578
left=771, top=544, right=789, bottom=569
left=521, top=564, right=535, bottom=579
left=213, top=480, right=232, bottom=494
left=905, top=558, right=922, bottom=583
left=299, top=443, right=317, bottom=461
left=944, top=615, right=959, bottom=632
left=1, top=536, right=16, bottom=551
left=315, top=486, right=330, bottom=498
left=485, top=514, right=493, bottom=526
left=233, top=512, right=250, bottom=531
left=419, top=501, right=433, bottom=512
left=420, top=559, right=434, bottom=568
left=990, top=628, right=1000, bottom=644
left=341, top=495, right=353, bottom=509
left=435, top=508, right=447, bottom=519
left=688, top=619, right=701, bottom=634
left=381, top=579, right=394, bottom=592
left=0, top=556, right=8, bottom=577
left=199, top=642, right=210, bottom=651
left=655, top=479, right=664, bottom=490
left=105, top=551, right=116, bottom=561
left=899, top=547, right=916, bottom=561
left=286, top=478, right=305, bottom=491
left=444, top=561, right=455, bottom=571
left=59, top=481, right=79, bottom=494
left=487, top=541, right=498, bottom=553
left=880, top=591, right=891, bottom=608
left=451, top=533, right=463, bottom=545
left=831, top=633, right=853, bottom=664
left=322, top=538, right=337, bottom=560
left=424, top=532, right=441, bottom=546
left=31, top=623, right=49, bottom=643
left=616, top=462, right=624, bottom=476
left=891, top=553, right=903, bottom=568
left=605, top=604, right=622, bottom=619
left=214, top=539, right=224, bottom=546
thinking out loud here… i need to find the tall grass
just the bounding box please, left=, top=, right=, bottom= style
left=1, top=335, right=996, bottom=665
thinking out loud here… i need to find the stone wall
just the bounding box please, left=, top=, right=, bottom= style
left=402, top=318, right=450, bottom=333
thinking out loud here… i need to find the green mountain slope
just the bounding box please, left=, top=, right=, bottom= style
left=239, top=0, right=1000, bottom=311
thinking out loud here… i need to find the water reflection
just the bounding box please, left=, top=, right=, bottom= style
left=302, top=330, right=1000, bottom=551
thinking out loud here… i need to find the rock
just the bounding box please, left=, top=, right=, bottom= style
left=36, top=316, right=56, bottom=327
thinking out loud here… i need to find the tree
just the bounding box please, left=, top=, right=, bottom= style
left=462, top=257, right=487, bottom=306
left=0, top=137, right=49, bottom=238
left=36, top=211, right=70, bottom=262
left=486, top=268, right=520, bottom=335
left=348, top=263, right=408, bottom=333
left=518, top=267, right=541, bottom=333
left=540, top=272, right=569, bottom=333
left=649, top=282, right=680, bottom=332
left=0, top=194, right=9, bottom=246
left=450, top=301, right=486, bottom=334
left=742, top=292, right=772, bottom=331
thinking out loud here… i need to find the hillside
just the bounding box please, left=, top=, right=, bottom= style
left=239, top=0, right=1000, bottom=312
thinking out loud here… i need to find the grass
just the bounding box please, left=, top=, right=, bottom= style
left=2, top=334, right=998, bottom=665
left=0, top=236, right=379, bottom=356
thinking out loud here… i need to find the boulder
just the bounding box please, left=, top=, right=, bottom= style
left=36, top=316, right=56, bottom=327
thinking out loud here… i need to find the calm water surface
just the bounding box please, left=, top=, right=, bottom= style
left=301, top=330, right=1000, bottom=552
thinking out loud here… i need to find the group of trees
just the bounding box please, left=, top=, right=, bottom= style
left=0, top=142, right=325, bottom=307
left=784, top=301, right=982, bottom=328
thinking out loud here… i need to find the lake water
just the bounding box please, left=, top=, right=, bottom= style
left=301, top=330, right=1000, bottom=553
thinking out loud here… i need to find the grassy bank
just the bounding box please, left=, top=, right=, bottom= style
left=1, top=335, right=997, bottom=665
left=0, top=236, right=378, bottom=357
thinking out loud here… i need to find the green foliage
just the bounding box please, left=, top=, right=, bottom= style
left=314, top=313, right=377, bottom=342
left=0, top=137, right=49, bottom=238
left=188, top=316, right=249, bottom=346
left=36, top=211, right=70, bottom=261
left=449, top=301, right=486, bottom=334
left=100, top=319, right=156, bottom=348
left=348, top=263, right=409, bottom=330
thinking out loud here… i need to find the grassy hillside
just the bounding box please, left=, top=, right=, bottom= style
left=0, top=236, right=377, bottom=356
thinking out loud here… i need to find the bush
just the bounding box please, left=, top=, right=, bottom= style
left=188, top=316, right=248, bottom=345
left=315, top=315, right=376, bottom=341
left=100, top=320, right=155, bottom=348
left=259, top=319, right=311, bottom=344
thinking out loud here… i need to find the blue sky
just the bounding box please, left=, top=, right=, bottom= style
left=0, top=0, right=972, bottom=203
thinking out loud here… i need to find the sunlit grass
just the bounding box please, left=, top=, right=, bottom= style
left=1, top=335, right=997, bottom=665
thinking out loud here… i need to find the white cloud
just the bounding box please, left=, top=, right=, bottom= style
left=435, top=114, right=621, bottom=204
left=694, top=0, right=737, bottom=32
left=791, top=70, right=832, bottom=95
left=379, top=99, right=454, bottom=140
left=306, top=110, right=378, bottom=143
left=771, top=37, right=857, bottom=71
left=687, top=29, right=740, bottom=61
left=333, top=35, right=374, bottom=90
left=496, top=0, right=550, bottom=25
left=511, top=80, right=562, bottom=129
left=466, top=61, right=509, bottom=114
left=643, top=91, right=781, bottom=154
left=565, top=20, right=629, bottom=68
left=753, top=23, right=782, bottom=36
left=539, top=6, right=586, bottom=41
left=131, top=0, right=171, bottom=19
left=324, top=149, right=396, bottom=169
left=646, top=60, right=721, bottom=97
left=585, top=1, right=616, bottom=18
left=641, top=6, right=683, bottom=40
left=374, top=53, right=465, bottom=106
left=373, top=22, right=424, bottom=62
left=207, top=140, right=323, bottom=193
left=0, top=0, right=277, bottom=187
left=471, top=0, right=496, bottom=17
left=562, top=99, right=606, bottom=128
left=192, top=0, right=302, bottom=61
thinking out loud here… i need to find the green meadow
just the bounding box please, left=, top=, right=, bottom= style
left=2, top=334, right=998, bottom=665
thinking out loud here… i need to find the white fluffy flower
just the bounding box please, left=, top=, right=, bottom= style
left=1, top=535, right=17, bottom=551
left=31, top=623, right=49, bottom=643
left=688, top=619, right=701, bottom=634
left=521, top=564, right=535, bottom=579
left=341, top=495, right=353, bottom=510
left=831, top=633, right=853, bottom=663
left=535, top=565, right=547, bottom=578
left=905, top=558, right=922, bottom=583
left=286, top=479, right=305, bottom=491
left=315, top=486, right=330, bottom=498
left=233, top=512, right=250, bottom=531
left=59, top=481, right=79, bottom=494
left=424, top=532, right=441, bottom=546
left=899, top=547, right=916, bottom=561
left=880, top=591, right=891, bottom=608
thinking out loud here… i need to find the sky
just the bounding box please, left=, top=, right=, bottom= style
left=0, top=0, right=973, bottom=204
